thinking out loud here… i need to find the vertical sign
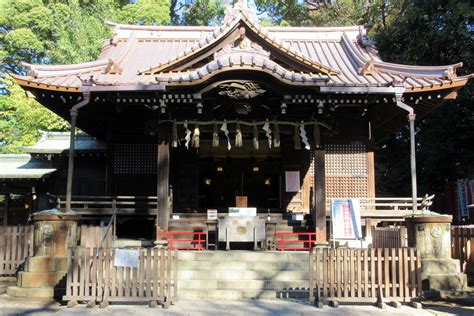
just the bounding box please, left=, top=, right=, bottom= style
left=458, top=179, right=470, bottom=219
left=331, top=199, right=362, bottom=240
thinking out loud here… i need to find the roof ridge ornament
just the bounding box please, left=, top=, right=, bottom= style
left=223, top=0, right=258, bottom=23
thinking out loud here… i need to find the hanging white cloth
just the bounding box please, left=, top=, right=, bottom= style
left=262, top=121, right=272, bottom=148
left=299, top=123, right=310, bottom=150
left=184, top=122, right=192, bottom=149
left=220, top=121, right=231, bottom=151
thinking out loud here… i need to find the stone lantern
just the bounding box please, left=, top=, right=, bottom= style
left=405, top=213, right=467, bottom=293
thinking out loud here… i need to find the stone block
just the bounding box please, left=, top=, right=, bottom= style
left=25, top=256, right=68, bottom=273
left=17, top=271, right=65, bottom=288
left=421, top=259, right=461, bottom=279
left=7, top=286, right=54, bottom=298
left=426, top=273, right=467, bottom=291
left=0, top=284, right=8, bottom=294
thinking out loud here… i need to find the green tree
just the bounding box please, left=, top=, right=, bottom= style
left=116, top=0, right=171, bottom=25
left=0, top=0, right=172, bottom=153
left=374, top=0, right=474, bottom=199
left=0, top=76, right=69, bottom=153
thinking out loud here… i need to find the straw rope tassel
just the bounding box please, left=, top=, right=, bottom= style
left=273, top=123, right=280, bottom=148
left=294, top=125, right=301, bottom=150
left=171, top=121, right=178, bottom=148
left=192, top=125, right=200, bottom=148
left=235, top=123, right=243, bottom=147
left=253, top=124, right=259, bottom=150
left=212, top=123, right=219, bottom=147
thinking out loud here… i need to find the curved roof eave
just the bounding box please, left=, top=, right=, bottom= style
left=155, top=53, right=329, bottom=88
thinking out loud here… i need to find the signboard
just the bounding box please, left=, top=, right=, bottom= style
left=114, top=249, right=139, bottom=268
left=207, top=209, right=218, bottom=220
left=228, top=207, right=257, bottom=217
left=331, top=199, right=362, bottom=240
left=458, top=179, right=470, bottom=219
left=285, top=171, right=300, bottom=192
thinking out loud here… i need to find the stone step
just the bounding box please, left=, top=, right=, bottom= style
left=178, top=251, right=308, bottom=262
left=178, top=269, right=309, bottom=281
left=17, top=271, right=65, bottom=288
left=25, top=256, right=68, bottom=273
left=178, top=260, right=308, bottom=271
left=7, top=286, right=54, bottom=298
left=178, top=289, right=309, bottom=299
left=179, top=279, right=308, bottom=290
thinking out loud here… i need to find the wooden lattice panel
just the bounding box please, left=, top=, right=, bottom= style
left=113, top=143, right=157, bottom=174
left=325, top=144, right=367, bottom=177
left=325, top=143, right=369, bottom=206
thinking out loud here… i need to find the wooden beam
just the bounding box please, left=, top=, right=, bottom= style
left=313, top=149, right=327, bottom=244
left=156, top=142, right=170, bottom=235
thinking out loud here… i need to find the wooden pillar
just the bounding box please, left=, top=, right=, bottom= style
left=313, top=149, right=326, bottom=244
left=156, top=142, right=170, bottom=237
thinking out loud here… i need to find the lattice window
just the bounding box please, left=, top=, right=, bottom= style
left=113, top=144, right=157, bottom=174
left=325, top=143, right=368, bottom=203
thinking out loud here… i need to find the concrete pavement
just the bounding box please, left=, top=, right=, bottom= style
left=0, top=294, right=449, bottom=316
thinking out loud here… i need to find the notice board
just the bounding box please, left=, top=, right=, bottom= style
left=330, top=199, right=362, bottom=240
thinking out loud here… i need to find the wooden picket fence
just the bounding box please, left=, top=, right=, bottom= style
left=451, top=225, right=474, bottom=276
left=79, top=225, right=113, bottom=248
left=309, top=248, right=422, bottom=303
left=63, top=247, right=178, bottom=305
left=371, top=227, right=407, bottom=249
left=0, top=225, right=34, bottom=276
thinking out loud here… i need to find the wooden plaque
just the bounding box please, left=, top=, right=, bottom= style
left=236, top=196, right=248, bottom=208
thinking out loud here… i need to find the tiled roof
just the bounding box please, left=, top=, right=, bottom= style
left=23, top=132, right=106, bottom=154
left=12, top=1, right=471, bottom=93
left=0, top=155, right=56, bottom=179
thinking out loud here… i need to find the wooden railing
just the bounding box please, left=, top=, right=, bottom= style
left=0, top=225, right=34, bottom=276
left=59, top=195, right=432, bottom=218
left=166, top=231, right=207, bottom=251
left=371, top=227, right=407, bottom=249
left=309, top=248, right=422, bottom=303
left=358, top=197, right=433, bottom=212
left=275, top=232, right=317, bottom=251
left=452, top=225, right=474, bottom=276
left=58, top=196, right=158, bottom=216
left=63, top=247, right=178, bottom=307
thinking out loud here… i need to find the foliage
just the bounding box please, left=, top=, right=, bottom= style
left=374, top=0, right=474, bottom=198
left=179, top=0, right=225, bottom=26
left=0, top=76, right=69, bottom=153
left=0, top=0, right=171, bottom=153
left=116, top=0, right=171, bottom=25
left=254, top=0, right=309, bottom=26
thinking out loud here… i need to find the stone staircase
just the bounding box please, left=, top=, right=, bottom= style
left=177, top=251, right=309, bottom=299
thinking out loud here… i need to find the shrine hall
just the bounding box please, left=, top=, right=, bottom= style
left=4, top=0, right=471, bottom=246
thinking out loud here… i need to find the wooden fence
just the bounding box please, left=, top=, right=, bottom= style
left=371, top=227, right=407, bottom=249
left=309, top=248, right=422, bottom=303
left=79, top=225, right=113, bottom=248
left=451, top=225, right=474, bottom=275
left=63, top=247, right=178, bottom=305
left=0, top=225, right=34, bottom=276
